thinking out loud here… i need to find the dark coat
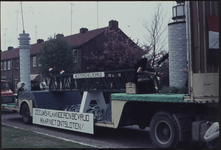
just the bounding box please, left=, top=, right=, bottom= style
left=17, top=87, right=24, bottom=98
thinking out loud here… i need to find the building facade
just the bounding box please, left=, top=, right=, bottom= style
left=1, top=20, right=140, bottom=92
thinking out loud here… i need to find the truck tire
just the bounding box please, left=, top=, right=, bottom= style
left=150, top=111, right=179, bottom=148
left=21, top=103, right=32, bottom=124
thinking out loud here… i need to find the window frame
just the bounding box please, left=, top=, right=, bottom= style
left=73, top=49, right=79, bottom=63
left=4, top=61, right=6, bottom=70
left=7, top=60, right=10, bottom=70
left=33, top=56, right=37, bottom=67
left=38, top=57, right=41, bottom=67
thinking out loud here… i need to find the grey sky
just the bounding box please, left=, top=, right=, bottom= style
left=1, top=1, right=175, bottom=51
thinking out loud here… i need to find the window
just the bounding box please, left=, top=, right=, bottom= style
left=38, top=57, right=41, bottom=67
left=73, top=49, right=78, bottom=63
left=1, top=82, right=10, bottom=90
left=172, top=2, right=185, bottom=21
left=33, top=56, right=36, bottom=67
left=4, top=61, right=6, bottom=70
left=16, top=59, right=19, bottom=69
left=8, top=60, right=10, bottom=70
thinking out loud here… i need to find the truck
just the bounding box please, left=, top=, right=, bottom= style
left=2, top=67, right=219, bottom=148
left=1, top=1, right=219, bottom=148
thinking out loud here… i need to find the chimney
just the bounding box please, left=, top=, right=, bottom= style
left=37, top=39, right=44, bottom=44
left=8, top=46, right=14, bottom=51
left=80, top=28, right=88, bottom=34
left=56, top=34, right=64, bottom=39
left=109, top=20, right=118, bottom=31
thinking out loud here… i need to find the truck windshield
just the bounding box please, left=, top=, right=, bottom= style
left=1, top=82, right=10, bottom=90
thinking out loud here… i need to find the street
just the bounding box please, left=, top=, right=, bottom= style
left=1, top=109, right=154, bottom=148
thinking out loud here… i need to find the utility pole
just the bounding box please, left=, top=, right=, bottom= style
left=97, top=1, right=99, bottom=29
left=15, top=10, right=19, bottom=46
left=34, top=26, right=37, bottom=42
left=71, top=3, right=74, bottom=35
left=3, top=28, right=8, bottom=51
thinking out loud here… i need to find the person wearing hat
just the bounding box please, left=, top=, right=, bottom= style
left=17, top=82, right=26, bottom=98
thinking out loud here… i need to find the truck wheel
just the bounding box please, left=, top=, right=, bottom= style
left=21, top=103, right=32, bottom=124
left=150, top=111, right=179, bottom=148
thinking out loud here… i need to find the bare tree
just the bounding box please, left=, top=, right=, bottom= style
left=143, top=3, right=169, bottom=66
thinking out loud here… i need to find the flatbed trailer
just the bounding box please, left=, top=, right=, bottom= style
left=95, top=93, right=195, bottom=129
left=2, top=91, right=218, bottom=148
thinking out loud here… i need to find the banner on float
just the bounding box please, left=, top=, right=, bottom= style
left=33, top=108, right=94, bottom=134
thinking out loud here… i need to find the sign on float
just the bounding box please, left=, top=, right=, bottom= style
left=73, top=72, right=105, bottom=79
left=33, top=108, right=94, bottom=134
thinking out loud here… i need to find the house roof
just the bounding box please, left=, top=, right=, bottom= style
left=65, top=27, right=108, bottom=48
left=1, top=26, right=109, bottom=61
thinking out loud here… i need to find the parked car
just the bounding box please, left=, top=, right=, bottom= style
left=1, top=80, right=16, bottom=104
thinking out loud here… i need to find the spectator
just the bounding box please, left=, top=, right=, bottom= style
left=133, top=55, right=156, bottom=93
left=40, top=82, right=48, bottom=90
left=17, top=82, right=26, bottom=98
left=32, top=82, right=41, bottom=91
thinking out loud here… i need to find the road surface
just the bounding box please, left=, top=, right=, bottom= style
left=1, top=109, right=154, bottom=148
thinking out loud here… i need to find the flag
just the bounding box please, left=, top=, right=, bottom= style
left=207, top=15, right=219, bottom=65
left=49, top=68, right=53, bottom=72
left=207, top=15, right=219, bottom=49
left=60, top=70, right=65, bottom=74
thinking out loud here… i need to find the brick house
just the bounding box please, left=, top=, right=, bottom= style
left=1, top=20, right=140, bottom=91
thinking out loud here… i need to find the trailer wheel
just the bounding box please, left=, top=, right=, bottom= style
left=21, top=103, right=32, bottom=124
left=150, top=111, right=179, bottom=148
